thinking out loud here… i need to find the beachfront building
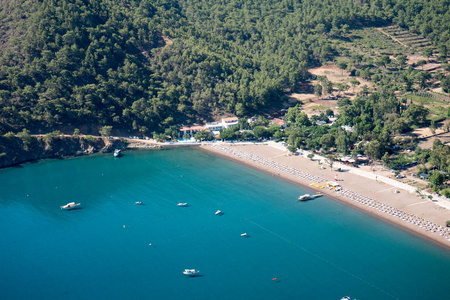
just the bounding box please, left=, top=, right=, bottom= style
left=205, top=122, right=223, bottom=131
left=222, top=117, right=239, bottom=128
left=204, top=117, right=239, bottom=131
left=178, top=125, right=209, bottom=138
left=271, top=118, right=287, bottom=128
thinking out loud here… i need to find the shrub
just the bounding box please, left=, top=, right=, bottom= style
left=3, top=132, right=15, bottom=138
left=441, top=189, right=450, bottom=198
left=84, top=135, right=96, bottom=143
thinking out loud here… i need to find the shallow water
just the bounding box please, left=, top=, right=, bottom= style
left=1, top=148, right=449, bottom=300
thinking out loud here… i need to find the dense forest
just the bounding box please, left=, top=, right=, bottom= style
left=0, top=0, right=449, bottom=135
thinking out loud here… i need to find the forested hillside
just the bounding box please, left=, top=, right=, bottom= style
left=0, top=0, right=448, bottom=135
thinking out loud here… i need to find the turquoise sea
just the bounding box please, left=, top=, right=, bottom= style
left=1, top=148, right=450, bottom=300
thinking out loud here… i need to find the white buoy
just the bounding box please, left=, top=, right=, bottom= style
left=149, top=243, right=152, bottom=246
left=123, top=225, right=126, bottom=228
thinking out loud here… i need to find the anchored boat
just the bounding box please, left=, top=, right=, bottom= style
left=60, top=202, right=81, bottom=210
left=298, top=194, right=311, bottom=201
left=183, top=269, right=199, bottom=276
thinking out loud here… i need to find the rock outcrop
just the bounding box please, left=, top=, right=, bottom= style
left=0, top=135, right=128, bottom=169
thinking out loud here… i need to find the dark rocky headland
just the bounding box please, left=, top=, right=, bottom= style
left=0, top=135, right=128, bottom=169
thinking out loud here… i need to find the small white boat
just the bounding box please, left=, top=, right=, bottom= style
left=183, top=269, right=199, bottom=276
left=340, top=297, right=351, bottom=300
left=241, top=233, right=247, bottom=237
left=114, top=149, right=121, bottom=157
left=177, top=203, right=188, bottom=207
left=135, top=201, right=143, bottom=205
left=215, top=210, right=222, bottom=215
left=60, top=202, right=81, bottom=210
left=298, top=194, right=311, bottom=201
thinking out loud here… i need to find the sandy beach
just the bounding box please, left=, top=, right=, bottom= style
left=200, top=142, right=450, bottom=250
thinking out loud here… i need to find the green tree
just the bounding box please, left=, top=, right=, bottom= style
left=194, top=130, right=213, bottom=141
left=429, top=171, right=445, bottom=192
left=376, top=55, right=391, bottom=69
left=287, top=131, right=299, bottom=148
left=359, top=85, right=369, bottom=96
left=396, top=55, right=408, bottom=69
left=402, top=103, right=429, bottom=125
left=320, top=134, right=335, bottom=152
left=253, top=126, right=269, bottom=139
left=139, top=126, right=149, bottom=138
left=220, top=128, right=236, bottom=140
left=382, top=152, right=390, bottom=165
left=442, top=76, right=450, bottom=93
left=323, top=80, right=333, bottom=95
left=287, top=145, right=297, bottom=153
left=422, top=48, right=433, bottom=62
left=273, top=130, right=285, bottom=141
left=438, top=45, right=447, bottom=61
left=238, top=118, right=250, bottom=130
left=285, top=107, right=311, bottom=127
left=361, top=68, right=372, bottom=80
left=416, top=60, right=427, bottom=70
left=241, top=131, right=255, bottom=140
left=365, top=140, right=382, bottom=160
left=350, top=79, right=360, bottom=93
left=337, top=60, right=347, bottom=75
left=17, top=129, right=32, bottom=151
left=314, top=84, right=323, bottom=97
left=417, top=71, right=432, bottom=89
left=99, top=126, right=113, bottom=137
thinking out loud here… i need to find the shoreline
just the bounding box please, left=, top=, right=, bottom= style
left=199, top=143, right=450, bottom=251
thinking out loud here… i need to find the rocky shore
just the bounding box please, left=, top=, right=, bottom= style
left=0, top=135, right=128, bottom=169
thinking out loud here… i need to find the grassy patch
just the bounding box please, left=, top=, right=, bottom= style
left=427, top=115, right=446, bottom=123
left=310, top=105, right=328, bottom=111
left=407, top=95, right=444, bottom=105
left=405, top=95, right=448, bottom=116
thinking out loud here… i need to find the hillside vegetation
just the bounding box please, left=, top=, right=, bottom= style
left=0, top=0, right=449, bottom=135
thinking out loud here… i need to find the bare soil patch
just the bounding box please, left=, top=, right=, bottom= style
left=287, top=63, right=374, bottom=117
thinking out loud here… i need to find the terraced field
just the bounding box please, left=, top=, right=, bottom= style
left=382, top=25, right=434, bottom=53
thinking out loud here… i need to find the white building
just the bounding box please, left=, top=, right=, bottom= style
left=204, top=117, right=239, bottom=131
left=222, top=117, right=239, bottom=128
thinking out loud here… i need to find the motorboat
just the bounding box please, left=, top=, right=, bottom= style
left=215, top=210, right=222, bottom=215
left=241, top=233, right=247, bottom=237
left=177, top=203, right=188, bottom=207
left=60, top=202, right=81, bottom=210
left=135, top=201, right=143, bottom=205
left=183, top=269, right=199, bottom=276
left=340, top=297, right=351, bottom=300
left=298, top=194, right=311, bottom=201
left=114, top=149, right=121, bottom=157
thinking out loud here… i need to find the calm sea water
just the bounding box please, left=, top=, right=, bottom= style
left=1, top=148, right=450, bottom=300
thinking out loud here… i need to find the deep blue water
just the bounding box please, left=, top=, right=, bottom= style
left=1, top=148, right=450, bottom=300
